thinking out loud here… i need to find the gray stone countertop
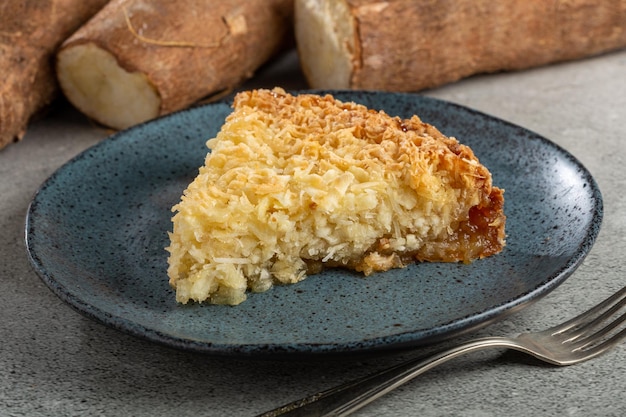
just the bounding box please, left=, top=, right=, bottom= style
left=1, top=49, right=624, bottom=416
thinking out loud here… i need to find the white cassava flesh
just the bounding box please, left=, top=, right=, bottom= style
left=57, top=44, right=160, bottom=130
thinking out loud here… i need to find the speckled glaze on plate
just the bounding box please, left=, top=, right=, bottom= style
left=25, top=91, right=603, bottom=357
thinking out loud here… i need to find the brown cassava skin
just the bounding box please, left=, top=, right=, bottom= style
left=296, top=0, right=626, bottom=91
left=0, top=0, right=109, bottom=150
left=57, top=0, right=293, bottom=129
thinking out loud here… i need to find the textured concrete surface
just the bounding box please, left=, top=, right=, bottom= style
left=1, top=49, right=625, bottom=416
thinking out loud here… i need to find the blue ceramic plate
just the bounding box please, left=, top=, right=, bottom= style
left=25, top=91, right=602, bottom=357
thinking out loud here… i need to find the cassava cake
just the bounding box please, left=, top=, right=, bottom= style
left=166, top=88, right=505, bottom=305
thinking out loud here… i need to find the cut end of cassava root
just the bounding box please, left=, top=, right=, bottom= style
left=56, top=43, right=161, bottom=130
left=294, top=0, right=354, bottom=89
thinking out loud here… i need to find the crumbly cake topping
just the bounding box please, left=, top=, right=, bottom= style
left=166, top=88, right=505, bottom=305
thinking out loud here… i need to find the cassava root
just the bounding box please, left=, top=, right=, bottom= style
left=56, top=0, right=294, bottom=130
left=295, top=0, right=626, bottom=91
left=0, top=0, right=109, bottom=149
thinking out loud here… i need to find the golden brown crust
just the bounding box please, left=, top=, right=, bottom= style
left=233, top=88, right=507, bottom=262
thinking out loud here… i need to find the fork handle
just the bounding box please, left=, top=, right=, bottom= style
left=257, top=337, right=521, bottom=417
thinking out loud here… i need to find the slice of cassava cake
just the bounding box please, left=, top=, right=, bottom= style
left=166, top=88, right=505, bottom=305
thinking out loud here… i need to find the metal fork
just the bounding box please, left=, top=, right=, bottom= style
left=258, top=285, right=626, bottom=417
